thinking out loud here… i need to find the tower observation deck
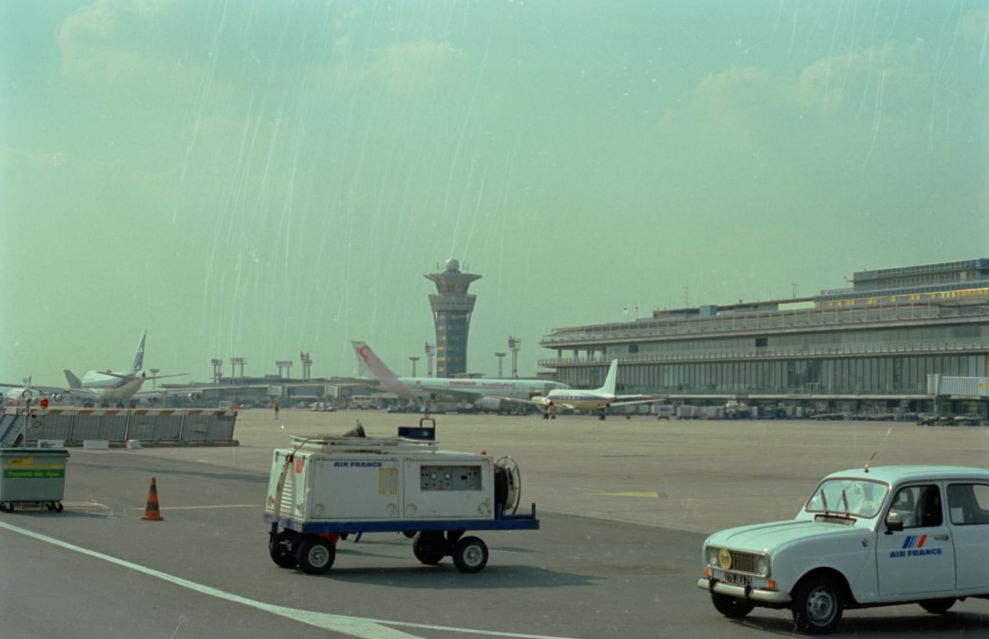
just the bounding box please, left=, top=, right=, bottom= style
left=425, top=259, right=481, bottom=377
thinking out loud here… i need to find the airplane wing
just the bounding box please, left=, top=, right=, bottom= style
left=610, top=396, right=667, bottom=407
left=63, top=388, right=101, bottom=400
left=100, top=371, right=188, bottom=381
left=1, top=382, right=80, bottom=403
left=497, top=396, right=552, bottom=407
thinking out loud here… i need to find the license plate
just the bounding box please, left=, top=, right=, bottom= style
left=722, top=572, right=751, bottom=587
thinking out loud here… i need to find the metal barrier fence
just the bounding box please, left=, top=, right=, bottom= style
left=11, top=408, right=238, bottom=447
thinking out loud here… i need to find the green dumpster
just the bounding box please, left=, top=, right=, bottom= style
left=0, top=448, right=70, bottom=512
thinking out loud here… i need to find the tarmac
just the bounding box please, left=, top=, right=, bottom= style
left=137, top=408, right=989, bottom=534
left=2, top=409, right=987, bottom=639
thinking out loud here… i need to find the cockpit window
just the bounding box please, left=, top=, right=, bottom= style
left=805, top=478, right=888, bottom=518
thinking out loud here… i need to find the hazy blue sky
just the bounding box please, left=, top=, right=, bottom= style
left=2, top=0, right=987, bottom=386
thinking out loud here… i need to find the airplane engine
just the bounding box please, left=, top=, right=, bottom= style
left=528, top=395, right=552, bottom=408
left=52, top=393, right=64, bottom=402
left=187, top=392, right=203, bottom=401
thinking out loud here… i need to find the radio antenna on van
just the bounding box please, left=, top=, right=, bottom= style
left=864, top=426, right=893, bottom=473
left=864, top=451, right=877, bottom=473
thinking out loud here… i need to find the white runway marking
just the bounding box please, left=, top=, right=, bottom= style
left=0, top=521, right=576, bottom=639
left=147, top=503, right=258, bottom=510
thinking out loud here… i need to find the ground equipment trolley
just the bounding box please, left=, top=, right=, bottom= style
left=264, top=418, right=538, bottom=574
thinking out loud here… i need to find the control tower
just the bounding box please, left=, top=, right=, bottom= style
left=425, top=259, right=481, bottom=377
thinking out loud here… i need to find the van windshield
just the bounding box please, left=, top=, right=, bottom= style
left=805, top=479, right=889, bottom=519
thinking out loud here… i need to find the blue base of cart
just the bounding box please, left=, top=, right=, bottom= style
left=265, top=504, right=539, bottom=574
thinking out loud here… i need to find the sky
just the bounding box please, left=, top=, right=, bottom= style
left=1, top=0, right=987, bottom=386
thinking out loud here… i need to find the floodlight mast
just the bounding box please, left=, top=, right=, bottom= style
left=508, top=337, right=521, bottom=379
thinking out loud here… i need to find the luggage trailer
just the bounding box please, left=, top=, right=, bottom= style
left=263, top=418, right=539, bottom=574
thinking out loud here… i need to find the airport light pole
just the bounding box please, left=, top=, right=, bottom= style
left=231, top=357, right=245, bottom=381
left=508, top=336, right=521, bottom=379
left=211, top=359, right=224, bottom=384
left=299, top=352, right=312, bottom=380
left=495, top=352, right=506, bottom=378
left=150, top=368, right=160, bottom=390
left=424, top=343, right=434, bottom=377
left=276, top=360, right=292, bottom=379
left=409, top=356, right=419, bottom=377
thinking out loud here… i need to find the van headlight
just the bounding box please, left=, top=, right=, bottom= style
left=756, top=555, right=770, bottom=577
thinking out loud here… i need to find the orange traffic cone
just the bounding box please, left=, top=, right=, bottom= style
left=141, top=477, right=164, bottom=521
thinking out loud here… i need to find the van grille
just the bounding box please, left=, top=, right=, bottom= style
left=725, top=550, right=758, bottom=575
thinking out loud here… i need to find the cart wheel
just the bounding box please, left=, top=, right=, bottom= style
left=402, top=530, right=417, bottom=538
left=0, top=502, right=7, bottom=512
left=412, top=532, right=445, bottom=565
left=0, top=502, right=12, bottom=513
left=47, top=502, right=56, bottom=511
left=297, top=536, right=335, bottom=575
left=55, top=502, right=63, bottom=512
left=452, top=536, right=488, bottom=573
left=269, top=531, right=298, bottom=569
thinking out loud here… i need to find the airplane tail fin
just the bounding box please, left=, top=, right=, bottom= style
left=598, top=359, right=619, bottom=396
left=64, top=369, right=82, bottom=389
left=131, top=331, right=147, bottom=373
left=351, top=341, right=410, bottom=398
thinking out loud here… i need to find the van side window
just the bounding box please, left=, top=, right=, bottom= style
left=888, top=485, right=942, bottom=529
left=947, top=483, right=989, bottom=525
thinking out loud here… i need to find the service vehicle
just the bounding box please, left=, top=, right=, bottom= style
left=263, top=418, right=538, bottom=574
left=698, top=464, right=989, bottom=634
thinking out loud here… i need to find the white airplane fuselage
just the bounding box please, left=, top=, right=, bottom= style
left=397, top=376, right=565, bottom=401
left=541, top=390, right=615, bottom=411
left=352, top=341, right=569, bottom=402
left=77, top=372, right=146, bottom=403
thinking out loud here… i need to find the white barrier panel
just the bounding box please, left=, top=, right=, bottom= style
left=22, top=409, right=238, bottom=447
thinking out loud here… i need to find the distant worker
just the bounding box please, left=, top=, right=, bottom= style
left=273, top=402, right=280, bottom=420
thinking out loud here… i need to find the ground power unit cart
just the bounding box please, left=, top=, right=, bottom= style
left=263, top=418, right=539, bottom=574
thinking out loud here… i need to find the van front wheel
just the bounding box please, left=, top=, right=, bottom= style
left=791, top=576, right=843, bottom=634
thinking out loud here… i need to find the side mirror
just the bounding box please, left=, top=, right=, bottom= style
left=884, top=511, right=904, bottom=533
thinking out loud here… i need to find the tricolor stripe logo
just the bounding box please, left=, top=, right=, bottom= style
left=902, top=534, right=927, bottom=549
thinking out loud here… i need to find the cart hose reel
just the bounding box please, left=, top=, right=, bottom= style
left=494, top=456, right=522, bottom=515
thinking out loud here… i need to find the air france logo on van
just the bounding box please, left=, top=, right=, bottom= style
left=333, top=461, right=382, bottom=468
left=888, top=535, right=942, bottom=558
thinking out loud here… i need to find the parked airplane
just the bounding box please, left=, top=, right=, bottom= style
left=60, top=332, right=185, bottom=406
left=505, top=359, right=662, bottom=420
left=1, top=376, right=64, bottom=407
left=351, top=341, right=569, bottom=406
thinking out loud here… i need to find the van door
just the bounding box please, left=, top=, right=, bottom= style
left=876, top=483, right=955, bottom=597
left=946, top=482, right=989, bottom=592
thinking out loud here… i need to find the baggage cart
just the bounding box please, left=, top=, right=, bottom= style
left=0, top=447, right=70, bottom=512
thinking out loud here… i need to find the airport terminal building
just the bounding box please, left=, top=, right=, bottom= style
left=539, top=259, right=989, bottom=418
